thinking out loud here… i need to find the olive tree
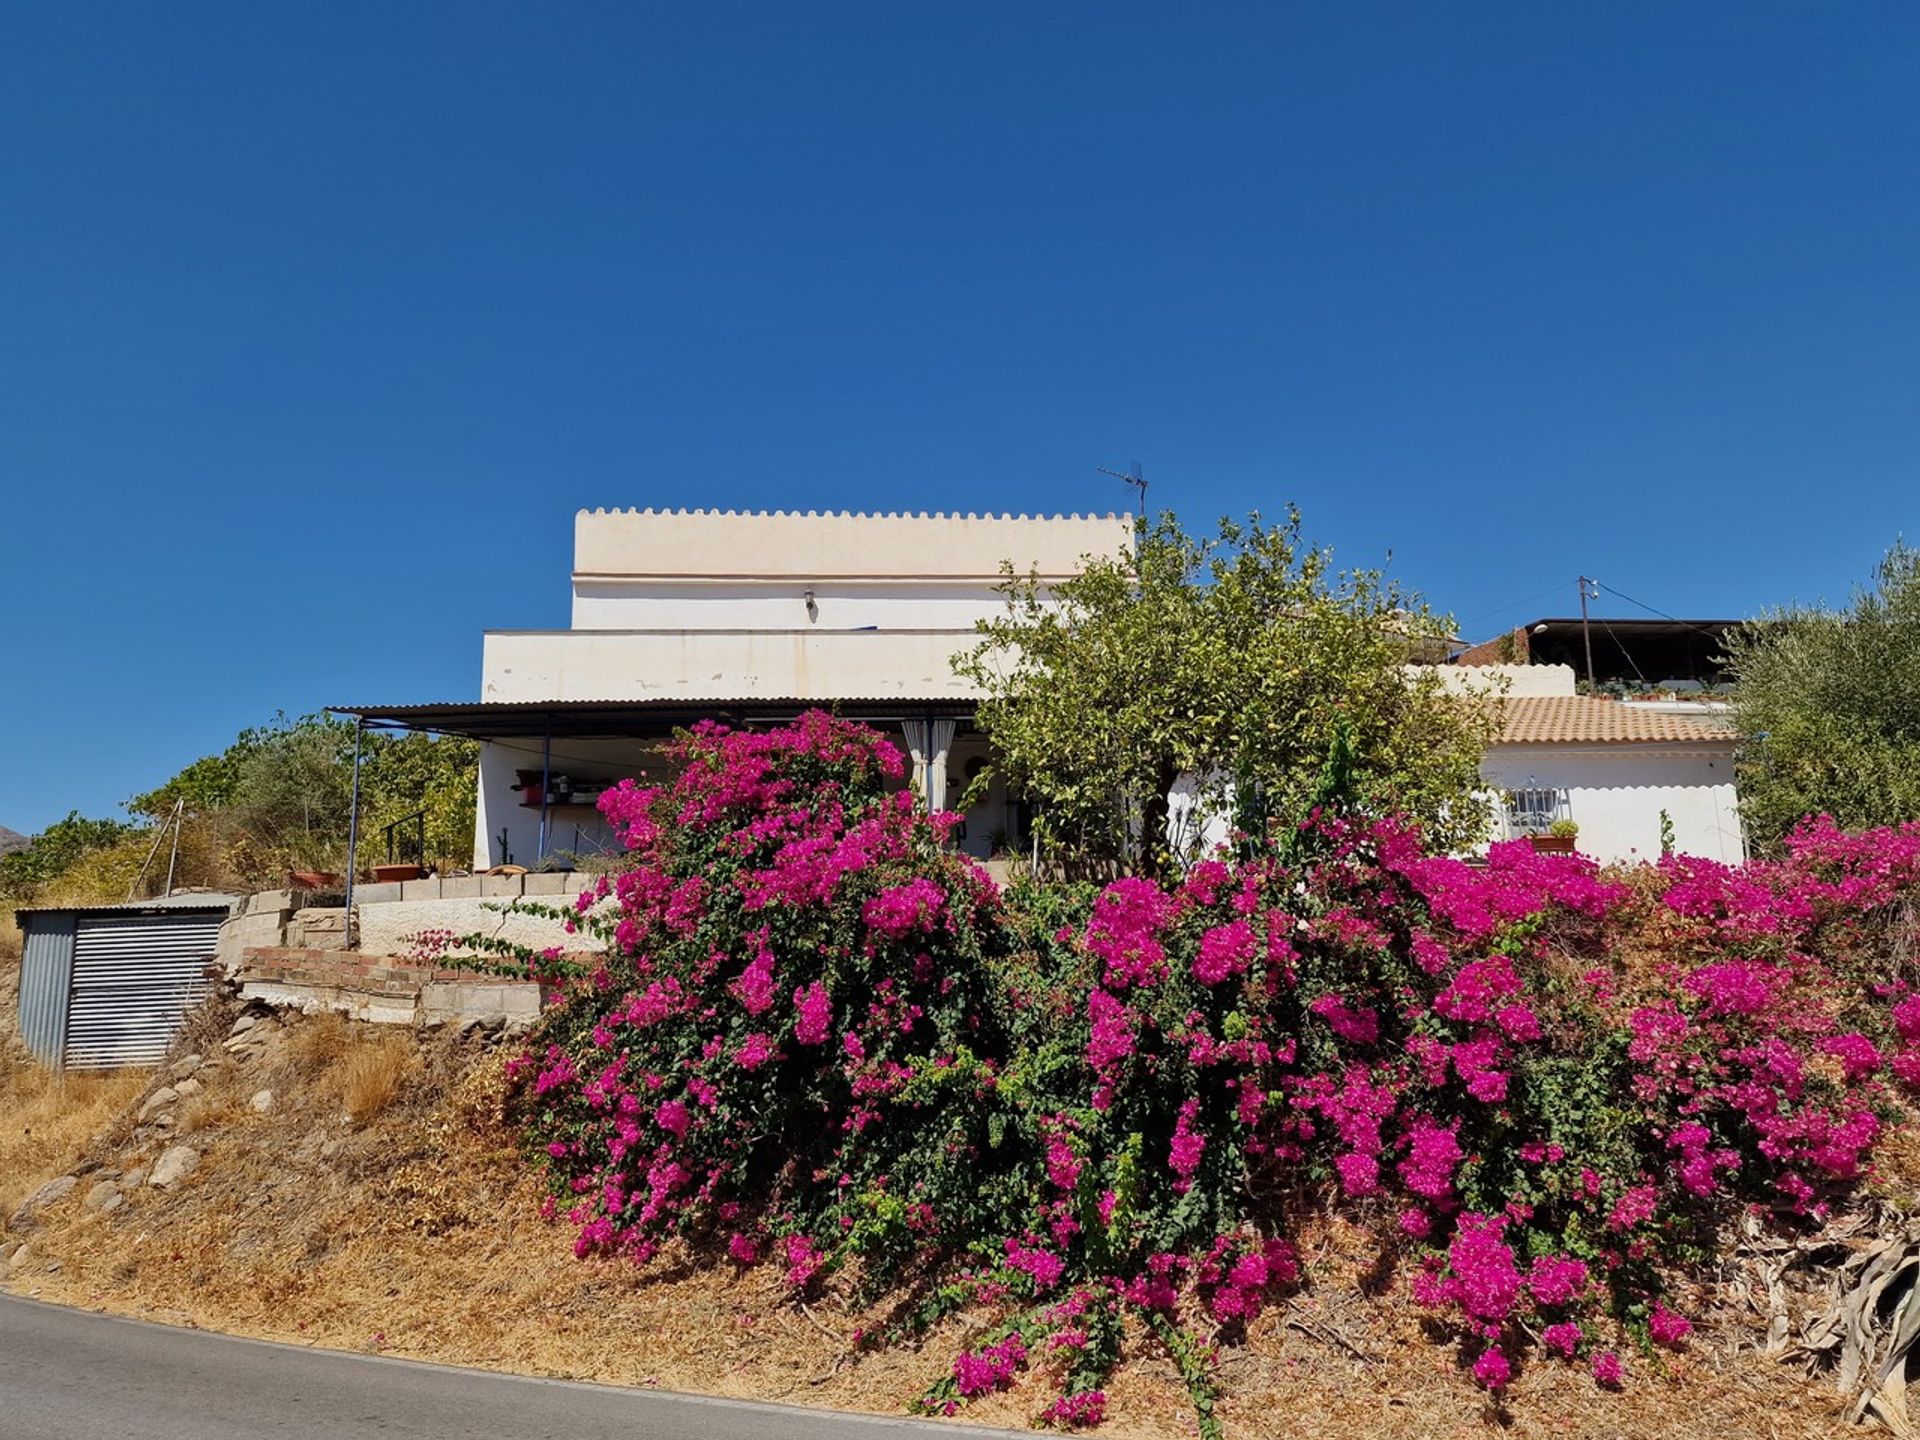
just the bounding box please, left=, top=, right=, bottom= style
left=1727, top=542, right=1920, bottom=848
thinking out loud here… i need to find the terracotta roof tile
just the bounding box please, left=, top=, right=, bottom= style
left=1496, top=696, right=1735, bottom=746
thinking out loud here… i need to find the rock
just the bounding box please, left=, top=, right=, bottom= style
left=148, top=1146, right=200, bottom=1188
left=5, top=1243, right=31, bottom=1271
left=174, top=1077, right=202, bottom=1098
left=82, top=1181, right=122, bottom=1213
left=9, top=1175, right=78, bottom=1225
left=229, top=1013, right=260, bottom=1037
left=138, top=1086, right=180, bottom=1120
left=169, top=1053, right=204, bottom=1078
left=249, top=1089, right=275, bottom=1114
left=121, top=1167, right=147, bottom=1189
left=0, top=1242, right=19, bottom=1267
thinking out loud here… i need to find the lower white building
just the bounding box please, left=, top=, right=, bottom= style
left=1457, top=667, right=1744, bottom=864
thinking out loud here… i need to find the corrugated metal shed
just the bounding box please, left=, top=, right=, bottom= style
left=14, top=894, right=240, bottom=1070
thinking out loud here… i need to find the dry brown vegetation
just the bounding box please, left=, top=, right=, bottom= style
left=0, top=990, right=1868, bottom=1439
left=0, top=952, right=148, bottom=1220
left=340, top=1029, right=419, bottom=1124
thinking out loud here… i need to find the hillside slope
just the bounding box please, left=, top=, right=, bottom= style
left=0, top=992, right=1859, bottom=1440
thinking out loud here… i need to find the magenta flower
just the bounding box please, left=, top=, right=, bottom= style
left=1541, top=1321, right=1581, bottom=1357
left=1648, top=1302, right=1692, bottom=1348
left=1169, top=1099, right=1205, bottom=1193
left=735, top=1032, right=778, bottom=1070
left=1192, top=919, right=1257, bottom=986
left=793, top=981, right=832, bottom=1045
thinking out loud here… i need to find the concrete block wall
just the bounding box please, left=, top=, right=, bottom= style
left=238, top=946, right=554, bottom=1026
left=214, top=875, right=607, bottom=974
left=353, top=877, right=605, bottom=959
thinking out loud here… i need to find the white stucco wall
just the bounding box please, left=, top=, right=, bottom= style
left=1479, top=745, right=1744, bottom=864
left=571, top=579, right=1028, bottom=633
left=355, top=890, right=605, bottom=959
left=572, top=508, right=1131, bottom=585
left=1426, top=663, right=1579, bottom=698
left=482, top=628, right=994, bottom=703
left=489, top=511, right=1137, bottom=704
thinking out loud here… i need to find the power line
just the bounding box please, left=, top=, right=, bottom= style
left=1456, top=582, right=1570, bottom=631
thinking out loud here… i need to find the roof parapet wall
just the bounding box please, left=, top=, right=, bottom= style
left=573, top=508, right=1134, bottom=581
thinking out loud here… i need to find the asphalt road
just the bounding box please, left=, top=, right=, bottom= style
left=0, top=1293, right=1020, bottom=1440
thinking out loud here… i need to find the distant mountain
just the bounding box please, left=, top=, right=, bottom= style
left=0, top=826, right=29, bottom=856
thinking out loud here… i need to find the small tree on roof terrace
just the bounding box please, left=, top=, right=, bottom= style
left=955, top=508, right=1495, bottom=877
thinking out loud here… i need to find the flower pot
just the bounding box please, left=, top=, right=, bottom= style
left=1527, top=835, right=1577, bottom=855
left=371, top=862, right=428, bottom=882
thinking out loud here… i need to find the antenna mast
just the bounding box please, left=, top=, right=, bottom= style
left=1098, top=461, right=1147, bottom=516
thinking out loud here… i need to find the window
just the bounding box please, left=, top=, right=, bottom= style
left=1503, top=787, right=1569, bottom=836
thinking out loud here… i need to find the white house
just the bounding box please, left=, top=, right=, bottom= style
left=351, top=508, right=1132, bottom=870
left=1441, top=664, right=1744, bottom=864
left=341, top=509, right=1741, bottom=875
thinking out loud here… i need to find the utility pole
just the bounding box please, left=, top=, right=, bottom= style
left=1577, top=576, right=1599, bottom=692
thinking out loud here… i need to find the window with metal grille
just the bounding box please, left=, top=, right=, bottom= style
left=1503, top=787, right=1569, bottom=836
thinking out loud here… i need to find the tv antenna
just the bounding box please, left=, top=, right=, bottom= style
left=1098, top=461, right=1147, bottom=515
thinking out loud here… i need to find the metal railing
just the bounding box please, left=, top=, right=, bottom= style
left=1502, top=787, right=1571, bottom=837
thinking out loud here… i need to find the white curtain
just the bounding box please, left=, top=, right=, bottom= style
left=926, top=718, right=957, bottom=812
left=897, top=718, right=956, bottom=812
left=898, top=720, right=929, bottom=804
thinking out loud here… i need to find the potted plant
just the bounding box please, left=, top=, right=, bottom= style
left=1529, top=819, right=1579, bottom=854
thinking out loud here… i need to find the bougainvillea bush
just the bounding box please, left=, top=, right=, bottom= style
left=488, top=712, right=1920, bottom=1435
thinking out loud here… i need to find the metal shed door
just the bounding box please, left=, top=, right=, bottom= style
left=18, top=912, right=78, bottom=1067
left=64, top=913, right=220, bottom=1069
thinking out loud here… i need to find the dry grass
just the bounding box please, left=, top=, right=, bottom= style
left=290, top=1012, right=351, bottom=1070
left=0, top=1002, right=1863, bottom=1439
left=0, top=961, right=150, bottom=1223
left=175, top=1087, right=250, bottom=1137
left=340, top=1033, right=418, bottom=1124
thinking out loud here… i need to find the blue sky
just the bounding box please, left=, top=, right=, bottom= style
left=2, top=3, right=1915, bottom=834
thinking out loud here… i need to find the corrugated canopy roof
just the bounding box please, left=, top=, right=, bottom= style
left=331, top=697, right=974, bottom=739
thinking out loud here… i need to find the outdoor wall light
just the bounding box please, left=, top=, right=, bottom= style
left=804, top=589, right=818, bottom=621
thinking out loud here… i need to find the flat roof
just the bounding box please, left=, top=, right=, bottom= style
left=331, top=697, right=975, bottom=739
left=1520, top=617, right=1739, bottom=636
left=16, top=891, right=244, bottom=920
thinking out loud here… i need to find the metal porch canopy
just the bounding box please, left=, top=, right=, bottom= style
left=328, top=697, right=976, bottom=739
